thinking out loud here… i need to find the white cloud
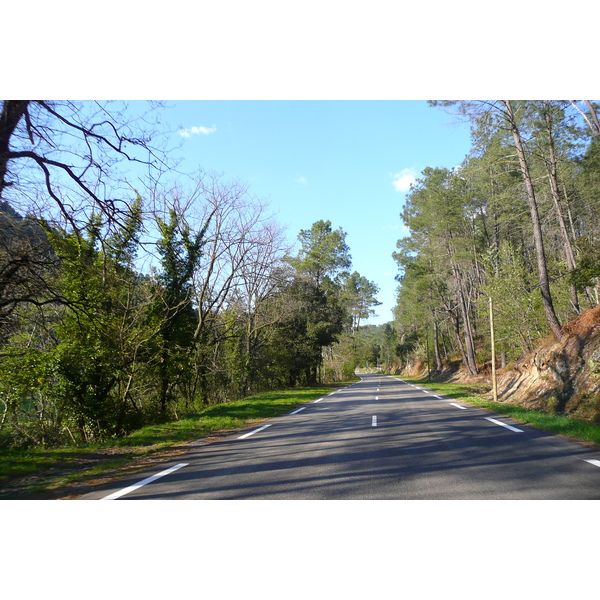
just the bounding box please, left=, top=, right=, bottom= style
left=296, top=176, right=308, bottom=186
left=178, top=124, right=217, bottom=138
left=391, top=168, right=417, bottom=193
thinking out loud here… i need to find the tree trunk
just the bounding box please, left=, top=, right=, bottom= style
left=584, top=100, right=600, bottom=135
left=0, top=100, right=30, bottom=198
left=433, top=316, right=443, bottom=371
left=542, top=103, right=580, bottom=313
left=451, top=312, right=470, bottom=372
left=503, top=100, right=563, bottom=341
left=451, top=262, right=478, bottom=376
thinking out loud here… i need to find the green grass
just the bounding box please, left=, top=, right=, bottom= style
left=398, top=376, right=600, bottom=447
left=0, top=382, right=354, bottom=497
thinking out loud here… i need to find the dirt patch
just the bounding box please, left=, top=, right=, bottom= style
left=493, top=304, right=600, bottom=420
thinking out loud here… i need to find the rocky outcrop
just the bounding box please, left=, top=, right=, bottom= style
left=495, top=304, right=600, bottom=422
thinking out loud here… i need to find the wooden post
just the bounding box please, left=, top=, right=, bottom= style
left=425, top=326, right=431, bottom=381
left=489, top=296, right=498, bottom=402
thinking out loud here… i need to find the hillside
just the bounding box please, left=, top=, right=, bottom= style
left=493, top=304, right=600, bottom=423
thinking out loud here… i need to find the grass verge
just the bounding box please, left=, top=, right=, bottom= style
left=0, top=382, right=354, bottom=499
left=398, top=376, right=600, bottom=447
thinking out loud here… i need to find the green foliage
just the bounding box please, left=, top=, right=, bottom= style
left=479, top=242, right=547, bottom=358
left=287, top=219, right=351, bottom=287
left=151, top=208, right=205, bottom=415
left=393, top=100, right=600, bottom=379
left=571, top=236, right=600, bottom=291
left=338, top=271, right=381, bottom=331
left=266, top=276, right=345, bottom=386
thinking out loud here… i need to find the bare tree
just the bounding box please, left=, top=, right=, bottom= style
left=186, top=172, right=281, bottom=342
left=0, top=100, right=168, bottom=231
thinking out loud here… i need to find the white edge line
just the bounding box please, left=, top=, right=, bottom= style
left=238, top=423, right=272, bottom=439
left=433, top=395, right=443, bottom=399
left=101, top=463, right=188, bottom=500
left=584, top=459, right=600, bottom=468
left=485, top=417, right=523, bottom=433
left=289, top=407, right=306, bottom=415
left=449, top=402, right=467, bottom=410
left=313, top=398, right=324, bottom=403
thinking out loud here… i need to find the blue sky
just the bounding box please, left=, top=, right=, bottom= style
left=157, top=100, right=473, bottom=324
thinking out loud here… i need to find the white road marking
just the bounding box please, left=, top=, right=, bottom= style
left=376, top=396, right=379, bottom=400
left=313, top=398, right=324, bottom=403
left=449, top=402, right=467, bottom=410
left=289, top=407, right=306, bottom=415
left=101, top=463, right=188, bottom=500
left=372, top=416, right=377, bottom=427
left=584, top=459, right=600, bottom=468
left=485, top=417, right=523, bottom=433
left=238, top=423, right=272, bottom=439
left=433, top=395, right=443, bottom=399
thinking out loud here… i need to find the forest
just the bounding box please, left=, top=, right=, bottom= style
left=390, top=101, right=600, bottom=383
left=2, top=100, right=600, bottom=451
left=0, top=100, right=380, bottom=448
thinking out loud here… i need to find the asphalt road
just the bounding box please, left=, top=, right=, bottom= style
left=79, top=373, right=600, bottom=499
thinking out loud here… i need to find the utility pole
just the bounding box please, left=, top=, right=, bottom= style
left=489, top=297, right=498, bottom=402
left=425, top=326, right=431, bottom=381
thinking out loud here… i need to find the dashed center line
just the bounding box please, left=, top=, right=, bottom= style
left=289, top=407, right=306, bottom=415
left=584, top=459, right=600, bottom=468
left=372, top=416, right=377, bottom=427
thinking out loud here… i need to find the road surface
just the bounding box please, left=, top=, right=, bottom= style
left=79, top=374, right=600, bottom=499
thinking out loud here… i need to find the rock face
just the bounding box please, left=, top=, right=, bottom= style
left=495, top=304, right=600, bottom=422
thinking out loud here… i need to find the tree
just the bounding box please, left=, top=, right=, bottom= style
left=288, top=219, right=351, bottom=288
left=17, top=199, right=153, bottom=442
left=339, top=271, right=381, bottom=331
left=0, top=201, right=60, bottom=341
left=430, top=100, right=564, bottom=341
left=396, top=166, right=480, bottom=376
left=281, top=220, right=353, bottom=384
left=267, top=275, right=345, bottom=386
left=0, top=100, right=166, bottom=230
left=503, top=100, right=563, bottom=340
left=151, top=205, right=210, bottom=417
